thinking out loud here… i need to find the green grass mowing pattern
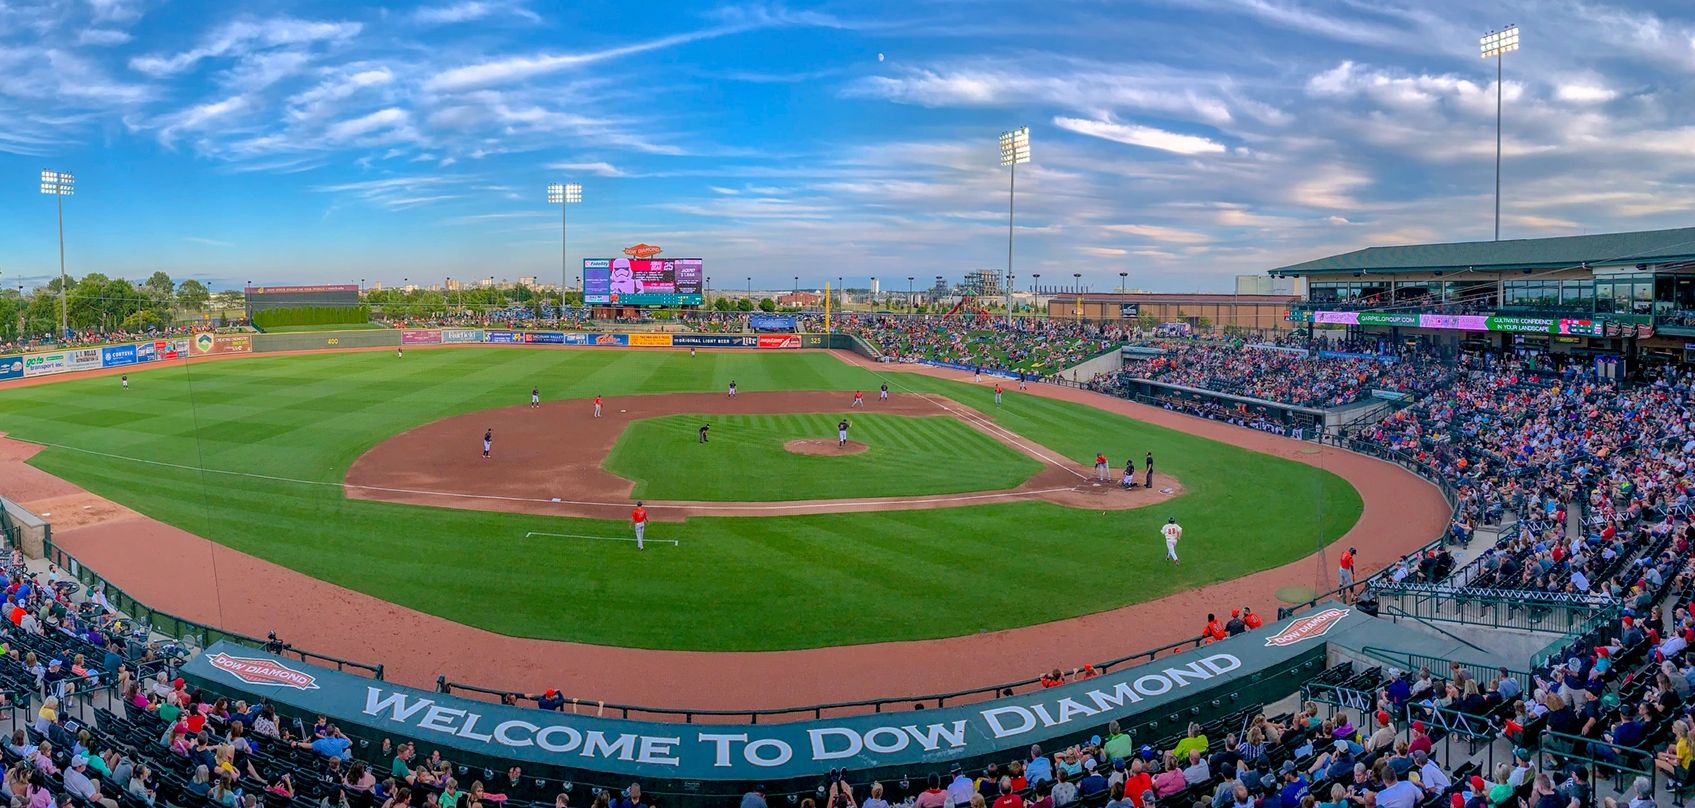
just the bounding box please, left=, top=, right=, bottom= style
left=604, top=413, right=1043, bottom=501
left=0, top=349, right=1364, bottom=650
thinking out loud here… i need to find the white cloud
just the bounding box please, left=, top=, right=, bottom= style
left=1102, top=224, right=1211, bottom=244
left=287, top=67, right=395, bottom=122
left=1051, top=116, right=1227, bottom=155
left=1287, top=165, right=1370, bottom=209
left=129, top=17, right=362, bottom=77
left=847, top=64, right=1234, bottom=125
left=424, top=26, right=752, bottom=91
left=709, top=186, right=740, bottom=195
left=546, top=161, right=625, bottom=177
left=183, top=236, right=233, bottom=247
left=1556, top=83, right=1617, bottom=104
left=156, top=96, right=248, bottom=143
left=78, top=29, right=132, bottom=46
left=1080, top=246, right=1128, bottom=257
left=324, top=107, right=411, bottom=141
left=414, top=1, right=540, bottom=24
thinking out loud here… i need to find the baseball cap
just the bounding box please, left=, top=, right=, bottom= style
left=1469, top=776, right=1486, bottom=792
left=1412, top=720, right=1426, bottom=733
left=544, top=689, right=558, bottom=697
left=1376, top=710, right=1391, bottom=725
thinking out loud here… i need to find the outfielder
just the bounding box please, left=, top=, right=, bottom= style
left=121, top=375, right=129, bottom=390
left=631, top=501, right=648, bottom=550
left=1162, top=517, right=1182, bottom=564
left=994, top=383, right=1003, bottom=406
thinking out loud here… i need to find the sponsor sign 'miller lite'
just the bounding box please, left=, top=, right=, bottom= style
left=185, top=607, right=1361, bottom=782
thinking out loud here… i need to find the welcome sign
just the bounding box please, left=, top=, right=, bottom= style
left=183, top=609, right=1356, bottom=782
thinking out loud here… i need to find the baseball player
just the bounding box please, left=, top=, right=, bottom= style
left=1162, top=517, right=1182, bottom=564
left=631, top=501, right=648, bottom=550
left=728, top=380, right=738, bottom=398
left=1122, top=457, right=1137, bottom=489
left=593, top=395, right=604, bottom=418
left=837, top=418, right=850, bottom=447
left=973, top=366, right=982, bottom=383
left=689, top=347, right=696, bottom=357
left=698, top=424, right=710, bottom=444
left=1338, top=547, right=1357, bottom=601
left=1145, top=451, right=1155, bottom=488
left=1094, top=453, right=1108, bottom=481
left=531, top=386, right=540, bottom=408
left=994, top=383, right=1003, bottom=406
left=878, top=383, right=889, bottom=401
left=482, top=428, right=493, bottom=459
left=1017, top=370, right=1027, bottom=391
left=851, top=390, right=864, bottom=408
left=397, top=346, right=404, bottom=359
left=121, top=375, right=129, bottom=390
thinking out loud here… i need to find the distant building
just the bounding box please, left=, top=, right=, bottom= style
left=368, top=281, right=383, bottom=292
left=518, top=276, right=538, bottom=286
left=1235, top=274, right=1306, bottom=296
left=445, top=279, right=463, bottom=291
left=869, top=277, right=880, bottom=297
left=962, top=269, right=1002, bottom=296
left=778, top=292, right=822, bottom=307
left=1045, top=292, right=1299, bottom=332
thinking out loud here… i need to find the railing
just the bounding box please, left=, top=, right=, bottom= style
left=42, top=539, right=384, bottom=680
left=439, top=633, right=1218, bottom=723
left=1371, top=583, right=1617, bottom=636
left=1538, top=730, right=1657, bottom=795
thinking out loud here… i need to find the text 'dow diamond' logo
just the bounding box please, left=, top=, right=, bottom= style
left=1264, top=607, right=1351, bottom=647
left=209, top=653, right=320, bottom=690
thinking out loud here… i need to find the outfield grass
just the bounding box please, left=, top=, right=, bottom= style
left=257, top=322, right=388, bottom=333
left=606, top=413, right=1043, bottom=500
left=0, top=349, right=1362, bottom=650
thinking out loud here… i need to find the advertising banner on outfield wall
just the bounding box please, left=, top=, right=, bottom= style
left=628, top=333, right=673, bottom=347
left=484, top=331, right=520, bottom=344
left=521, top=332, right=566, bottom=344
left=441, top=329, right=482, bottom=344
left=0, top=356, right=21, bottom=381
left=100, top=344, right=138, bottom=367
left=190, top=333, right=253, bottom=356
left=757, top=334, right=802, bottom=349
left=673, top=334, right=757, bottom=347
left=67, top=349, right=103, bottom=372
left=402, top=331, right=443, bottom=344
left=183, top=609, right=1360, bottom=782
left=23, top=353, right=67, bottom=377
left=588, top=333, right=628, bottom=346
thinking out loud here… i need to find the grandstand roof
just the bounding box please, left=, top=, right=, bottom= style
left=1269, top=226, right=1695, bottom=276
left=1071, top=292, right=1299, bottom=303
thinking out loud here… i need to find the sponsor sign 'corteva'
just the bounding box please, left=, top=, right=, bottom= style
left=208, top=653, right=320, bottom=690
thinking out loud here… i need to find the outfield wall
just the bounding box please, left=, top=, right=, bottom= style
left=0, top=330, right=862, bottom=385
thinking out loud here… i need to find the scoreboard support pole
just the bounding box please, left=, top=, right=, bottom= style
left=824, top=281, right=832, bottom=334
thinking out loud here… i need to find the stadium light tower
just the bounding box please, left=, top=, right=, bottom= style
left=999, top=127, right=1030, bottom=324
left=546, top=182, right=582, bottom=295
left=1480, top=25, right=1519, bottom=241
left=39, top=169, right=74, bottom=339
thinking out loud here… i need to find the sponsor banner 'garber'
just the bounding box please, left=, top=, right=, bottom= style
left=209, top=653, right=320, bottom=690
left=1264, top=608, right=1350, bottom=647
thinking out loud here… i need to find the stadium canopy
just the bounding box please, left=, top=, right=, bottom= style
left=1269, top=225, right=1695, bottom=276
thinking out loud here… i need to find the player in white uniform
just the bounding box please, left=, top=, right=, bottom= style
left=1162, top=517, right=1182, bottom=564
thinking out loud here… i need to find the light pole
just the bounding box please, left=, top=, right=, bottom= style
left=1480, top=25, right=1519, bottom=241
left=838, top=276, right=844, bottom=310
left=1073, top=272, right=1083, bottom=322
left=39, top=170, right=74, bottom=339
left=1118, top=272, right=1128, bottom=293
left=999, top=126, right=1030, bottom=325
left=546, top=182, right=583, bottom=294
left=906, top=276, right=914, bottom=310
left=1033, top=272, right=1041, bottom=294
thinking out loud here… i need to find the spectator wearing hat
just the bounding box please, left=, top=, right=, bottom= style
left=1277, top=763, right=1308, bottom=808
left=1225, top=611, right=1246, bottom=636
left=947, top=766, right=976, bottom=806
left=1413, top=750, right=1450, bottom=796
left=63, top=757, right=96, bottom=801
left=1078, top=761, right=1109, bottom=798
left=533, top=689, right=565, bottom=711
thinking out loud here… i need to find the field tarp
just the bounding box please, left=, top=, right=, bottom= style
left=181, top=607, right=1360, bottom=783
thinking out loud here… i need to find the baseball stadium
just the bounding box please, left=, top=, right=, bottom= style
left=3, top=4, right=1695, bottom=808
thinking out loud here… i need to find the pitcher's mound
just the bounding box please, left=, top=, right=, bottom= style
left=784, top=439, right=868, bottom=456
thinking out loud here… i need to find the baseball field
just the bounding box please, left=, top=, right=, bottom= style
left=0, top=347, right=1363, bottom=652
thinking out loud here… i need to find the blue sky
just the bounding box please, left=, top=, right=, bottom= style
left=3, top=0, right=1695, bottom=293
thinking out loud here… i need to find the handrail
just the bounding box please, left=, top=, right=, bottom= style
left=42, top=539, right=384, bottom=680
left=439, top=633, right=1216, bottom=723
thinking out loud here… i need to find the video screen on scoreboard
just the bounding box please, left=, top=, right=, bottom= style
left=583, top=258, right=703, bottom=306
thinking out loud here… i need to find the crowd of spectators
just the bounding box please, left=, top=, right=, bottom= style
left=2, top=325, right=209, bottom=356
left=1117, top=344, right=1454, bottom=409
left=829, top=315, right=1129, bottom=376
